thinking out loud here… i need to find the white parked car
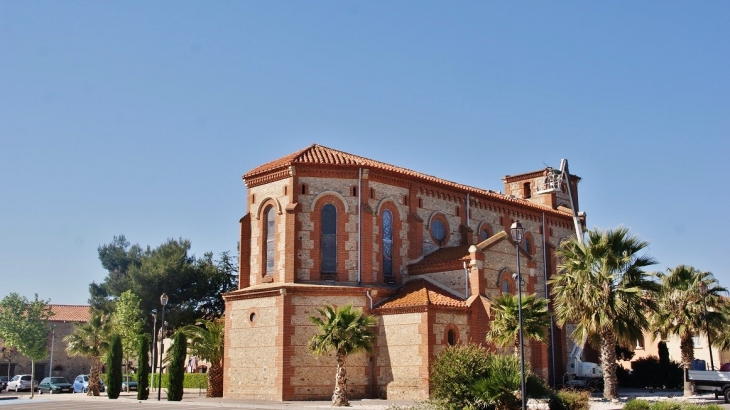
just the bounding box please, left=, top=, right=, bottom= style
left=6, top=374, right=38, bottom=392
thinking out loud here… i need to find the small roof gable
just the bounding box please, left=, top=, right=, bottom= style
left=374, top=278, right=467, bottom=312
left=49, top=305, right=91, bottom=322
left=474, top=231, right=532, bottom=259
left=408, top=245, right=470, bottom=275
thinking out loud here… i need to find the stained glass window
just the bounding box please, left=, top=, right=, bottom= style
left=432, top=219, right=445, bottom=242
left=383, top=209, right=393, bottom=278
left=321, top=204, right=337, bottom=274
left=265, top=206, right=275, bottom=274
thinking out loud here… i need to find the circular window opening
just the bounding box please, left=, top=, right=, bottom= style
left=432, top=219, right=445, bottom=242
left=249, top=312, right=256, bottom=322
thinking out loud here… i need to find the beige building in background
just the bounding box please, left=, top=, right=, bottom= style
left=1, top=305, right=93, bottom=383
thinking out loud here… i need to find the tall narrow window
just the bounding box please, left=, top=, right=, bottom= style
left=502, top=280, right=510, bottom=294
left=382, top=209, right=393, bottom=279
left=480, top=228, right=490, bottom=241
left=321, top=204, right=337, bottom=276
left=265, top=207, right=275, bottom=274
left=447, top=329, right=456, bottom=346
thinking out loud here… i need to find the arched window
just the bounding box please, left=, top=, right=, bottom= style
left=523, top=236, right=531, bottom=253
left=447, top=329, right=456, bottom=346
left=382, top=209, right=393, bottom=279
left=264, top=206, right=275, bottom=274
left=321, top=204, right=337, bottom=275
left=502, top=280, right=510, bottom=294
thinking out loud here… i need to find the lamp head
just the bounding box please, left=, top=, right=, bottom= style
left=160, top=293, right=169, bottom=306
left=699, top=281, right=708, bottom=296
left=510, top=220, right=525, bottom=244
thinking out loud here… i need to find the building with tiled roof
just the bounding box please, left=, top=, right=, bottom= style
left=1, top=304, right=93, bottom=383
left=223, top=144, right=583, bottom=401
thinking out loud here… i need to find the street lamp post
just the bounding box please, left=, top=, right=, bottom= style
left=151, top=309, right=157, bottom=392
left=510, top=220, right=527, bottom=410
left=157, top=293, right=168, bottom=401
left=48, top=325, right=56, bottom=377
left=699, top=282, right=714, bottom=370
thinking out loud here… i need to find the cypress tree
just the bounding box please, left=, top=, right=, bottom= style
left=166, top=330, right=187, bottom=401
left=136, top=334, right=150, bottom=400
left=107, top=334, right=123, bottom=399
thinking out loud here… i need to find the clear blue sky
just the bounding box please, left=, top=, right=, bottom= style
left=1, top=2, right=728, bottom=305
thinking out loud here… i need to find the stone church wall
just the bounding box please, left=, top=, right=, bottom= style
left=376, top=312, right=428, bottom=400
left=224, top=295, right=281, bottom=400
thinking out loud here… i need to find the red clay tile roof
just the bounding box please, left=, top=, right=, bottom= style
left=242, top=144, right=573, bottom=217
left=374, top=278, right=467, bottom=311
left=408, top=245, right=470, bottom=275
left=49, top=305, right=91, bottom=322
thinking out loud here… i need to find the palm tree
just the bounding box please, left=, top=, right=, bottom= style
left=486, top=293, right=550, bottom=356
left=180, top=319, right=225, bottom=397
left=550, top=226, right=658, bottom=400
left=652, top=265, right=726, bottom=395
left=308, top=304, right=377, bottom=406
left=64, top=312, right=111, bottom=396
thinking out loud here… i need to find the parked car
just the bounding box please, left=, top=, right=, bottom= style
left=0, top=376, right=8, bottom=392
left=121, top=377, right=138, bottom=392
left=6, top=374, right=38, bottom=392
left=38, top=377, right=73, bottom=394
left=72, top=374, right=105, bottom=393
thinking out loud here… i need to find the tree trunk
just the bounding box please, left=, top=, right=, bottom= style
left=680, top=334, right=694, bottom=396
left=332, top=353, right=349, bottom=406
left=88, top=356, right=101, bottom=396
left=206, top=361, right=224, bottom=398
left=600, top=329, right=618, bottom=400
left=29, top=359, right=35, bottom=399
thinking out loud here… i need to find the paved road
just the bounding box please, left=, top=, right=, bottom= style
left=3, top=389, right=730, bottom=410
left=0, top=390, right=406, bottom=410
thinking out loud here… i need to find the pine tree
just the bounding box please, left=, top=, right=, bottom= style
left=166, top=330, right=186, bottom=401
left=136, top=334, right=150, bottom=400
left=107, top=334, right=123, bottom=399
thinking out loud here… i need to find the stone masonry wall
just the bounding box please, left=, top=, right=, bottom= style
left=224, top=295, right=281, bottom=400
left=432, top=311, right=469, bottom=357
left=420, top=270, right=468, bottom=299
left=376, top=312, right=428, bottom=400
left=288, top=294, right=371, bottom=400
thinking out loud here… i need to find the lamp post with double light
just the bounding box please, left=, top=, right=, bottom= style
left=157, top=293, right=168, bottom=401
left=699, top=282, right=714, bottom=370
left=510, top=220, right=527, bottom=410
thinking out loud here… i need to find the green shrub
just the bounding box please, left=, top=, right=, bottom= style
left=106, top=334, right=123, bottom=399
left=648, top=401, right=683, bottom=410
left=631, top=356, right=683, bottom=389
left=623, top=399, right=651, bottom=410
left=681, top=404, right=721, bottom=410
left=136, top=334, right=150, bottom=400
left=430, top=344, right=492, bottom=410
left=471, top=357, right=521, bottom=410
left=616, top=364, right=633, bottom=387
left=151, top=372, right=207, bottom=389
left=549, top=389, right=590, bottom=410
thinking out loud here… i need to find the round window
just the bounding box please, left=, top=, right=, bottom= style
left=432, top=219, right=445, bottom=241
left=249, top=312, right=256, bottom=322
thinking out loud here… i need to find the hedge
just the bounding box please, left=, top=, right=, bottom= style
left=102, top=373, right=207, bottom=390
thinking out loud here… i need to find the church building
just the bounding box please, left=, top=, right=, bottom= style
left=223, top=144, right=583, bottom=401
